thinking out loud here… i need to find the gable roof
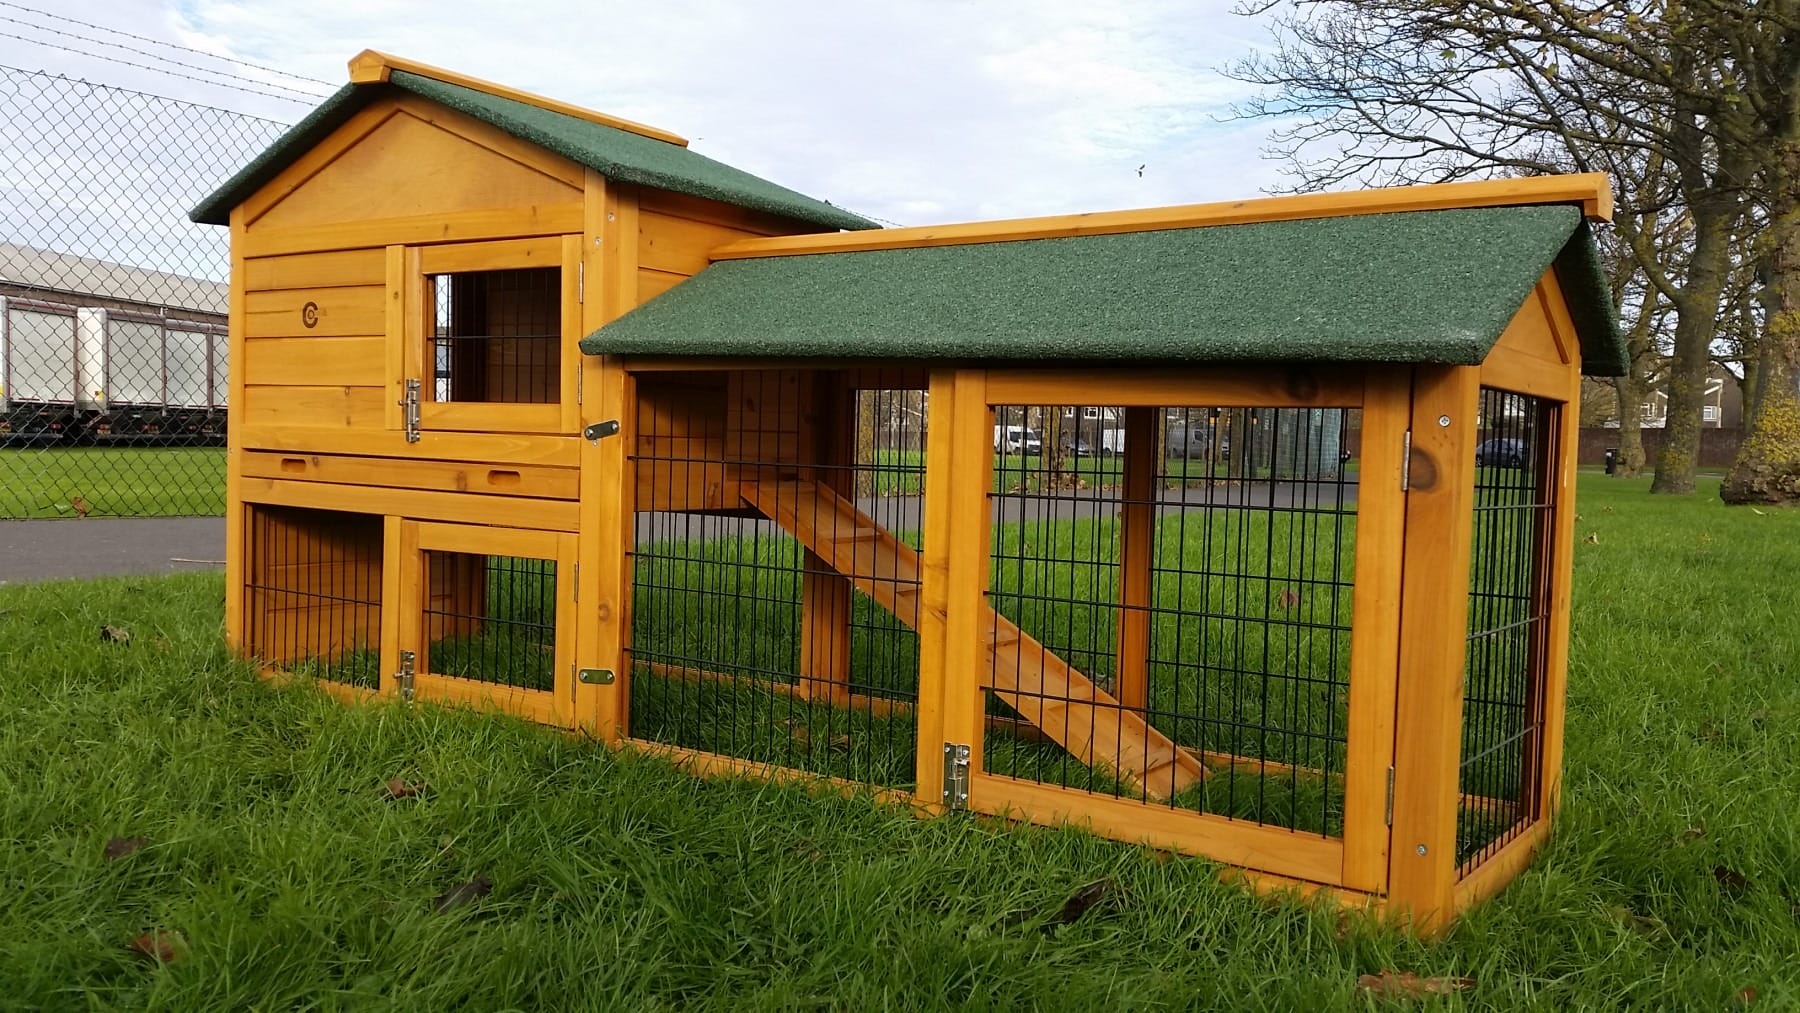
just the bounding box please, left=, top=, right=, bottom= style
left=580, top=201, right=1626, bottom=375
left=189, top=63, right=877, bottom=232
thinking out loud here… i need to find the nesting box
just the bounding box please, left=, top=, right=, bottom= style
left=193, top=52, right=1625, bottom=932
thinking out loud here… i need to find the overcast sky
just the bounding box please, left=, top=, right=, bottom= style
left=0, top=0, right=1295, bottom=230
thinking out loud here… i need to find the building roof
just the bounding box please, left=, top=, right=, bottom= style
left=580, top=200, right=1627, bottom=375
left=189, top=60, right=877, bottom=232
left=0, top=242, right=228, bottom=315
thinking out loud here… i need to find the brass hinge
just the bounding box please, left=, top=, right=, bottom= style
left=577, top=261, right=585, bottom=304
left=396, top=649, right=416, bottom=703
left=401, top=378, right=421, bottom=443
left=1400, top=429, right=1412, bottom=491
left=576, top=365, right=583, bottom=406
left=942, top=742, right=971, bottom=811
left=1385, top=765, right=1395, bottom=826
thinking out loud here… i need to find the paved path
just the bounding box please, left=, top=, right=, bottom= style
left=0, top=517, right=226, bottom=585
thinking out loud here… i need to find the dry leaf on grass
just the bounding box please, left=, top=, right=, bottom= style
left=1043, top=878, right=1118, bottom=931
left=1737, top=986, right=1758, bottom=1005
left=1713, top=866, right=1751, bottom=892
left=1608, top=905, right=1665, bottom=936
left=103, top=836, right=147, bottom=860
left=1275, top=588, right=1302, bottom=609
left=1584, top=532, right=1600, bottom=544
left=433, top=876, right=493, bottom=914
left=1356, top=970, right=1475, bottom=999
left=382, top=777, right=427, bottom=800
left=1678, top=823, right=1706, bottom=843
left=99, top=624, right=131, bottom=644
left=129, top=930, right=185, bottom=963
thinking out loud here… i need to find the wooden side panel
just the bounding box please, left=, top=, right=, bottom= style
left=240, top=451, right=580, bottom=500
left=1480, top=282, right=1574, bottom=399
left=635, top=375, right=732, bottom=510
left=250, top=106, right=581, bottom=231
left=725, top=369, right=805, bottom=474
left=1114, top=407, right=1156, bottom=713
left=241, top=335, right=386, bottom=385
left=238, top=247, right=387, bottom=436
left=242, top=385, right=386, bottom=429
left=634, top=186, right=824, bottom=301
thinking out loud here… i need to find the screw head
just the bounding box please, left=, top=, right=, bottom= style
left=1437, top=415, right=1451, bottom=428
left=1415, top=844, right=1429, bottom=856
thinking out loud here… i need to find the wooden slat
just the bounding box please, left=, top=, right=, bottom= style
left=625, top=740, right=928, bottom=814
left=240, top=477, right=578, bottom=531
left=384, top=245, right=405, bottom=432
left=710, top=174, right=1615, bottom=261
left=410, top=671, right=560, bottom=726
left=970, top=773, right=1345, bottom=886
left=413, top=520, right=562, bottom=558
left=1340, top=371, right=1411, bottom=895
left=636, top=268, right=687, bottom=303
left=560, top=234, right=583, bottom=434
left=1115, top=406, right=1155, bottom=713
left=245, top=287, right=385, bottom=339
left=984, top=366, right=1365, bottom=409
left=241, top=451, right=579, bottom=500
left=913, top=369, right=958, bottom=809
left=1452, top=817, right=1551, bottom=916
left=242, top=336, right=386, bottom=386
left=418, top=400, right=563, bottom=434
left=799, top=374, right=854, bottom=707
left=225, top=207, right=248, bottom=651
left=238, top=424, right=580, bottom=467
left=239, top=204, right=586, bottom=259
left=245, top=248, right=386, bottom=291
left=637, top=187, right=810, bottom=236
left=1219, top=867, right=1384, bottom=915
left=242, top=385, right=386, bottom=429
left=380, top=516, right=403, bottom=698
left=417, top=236, right=564, bottom=275
left=347, top=49, right=689, bottom=147
left=1386, top=365, right=1481, bottom=932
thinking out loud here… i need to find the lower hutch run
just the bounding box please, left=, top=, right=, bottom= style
left=193, top=52, right=1627, bottom=932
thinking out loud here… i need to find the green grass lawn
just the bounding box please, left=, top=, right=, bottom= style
left=1, top=477, right=1797, bottom=1008
left=0, top=447, right=225, bottom=518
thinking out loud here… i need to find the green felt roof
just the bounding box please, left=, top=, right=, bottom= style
left=189, top=72, right=877, bottom=231
left=580, top=204, right=1626, bottom=376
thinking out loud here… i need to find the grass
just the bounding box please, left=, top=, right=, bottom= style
left=0, top=447, right=225, bottom=518
left=867, top=449, right=1354, bottom=496
left=1, top=476, right=1797, bottom=1008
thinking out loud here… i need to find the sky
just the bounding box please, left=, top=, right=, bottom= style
left=0, top=0, right=1294, bottom=231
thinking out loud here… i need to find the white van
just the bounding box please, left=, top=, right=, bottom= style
left=992, top=424, right=1043, bottom=455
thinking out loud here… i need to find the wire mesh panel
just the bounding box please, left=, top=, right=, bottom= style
left=982, top=403, right=1359, bottom=836
left=1, top=65, right=289, bottom=518
left=628, top=370, right=925, bottom=790
left=427, top=268, right=560, bottom=405
left=421, top=553, right=558, bottom=692
left=1458, top=388, right=1557, bottom=871
left=242, top=505, right=383, bottom=689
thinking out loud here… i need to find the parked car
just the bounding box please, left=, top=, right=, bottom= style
left=1062, top=435, right=1099, bottom=457
left=1475, top=437, right=1527, bottom=467
left=993, top=425, right=1043, bottom=455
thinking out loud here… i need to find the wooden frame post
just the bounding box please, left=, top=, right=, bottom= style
left=799, top=371, right=854, bottom=707
left=1114, top=406, right=1156, bottom=713
left=224, top=206, right=247, bottom=650
left=1387, top=364, right=1481, bottom=932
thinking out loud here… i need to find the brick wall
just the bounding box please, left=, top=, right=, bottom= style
left=1579, top=427, right=1744, bottom=469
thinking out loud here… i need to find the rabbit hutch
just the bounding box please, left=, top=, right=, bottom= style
left=192, top=52, right=1624, bottom=932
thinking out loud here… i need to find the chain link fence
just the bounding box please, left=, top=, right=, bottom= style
left=0, top=65, right=290, bottom=519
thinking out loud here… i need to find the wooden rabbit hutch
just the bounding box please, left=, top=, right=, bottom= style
left=192, top=53, right=1624, bottom=931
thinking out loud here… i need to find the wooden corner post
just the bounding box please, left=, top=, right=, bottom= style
left=800, top=371, right=854, bottom=707
left=1387, top=365, right=1481, bottom=932
left=1114, top=406, right=1157, bottom=713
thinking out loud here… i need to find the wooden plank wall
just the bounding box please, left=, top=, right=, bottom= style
left=637, top=189, right=814, bottom=300
left=241, top=248, right=388, bottom=431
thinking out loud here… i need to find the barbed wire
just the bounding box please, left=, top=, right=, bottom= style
left=0, top=0, right=335, bottom=88
left=0, top=13, right=332, bottom=99
left=0, top=31, right=320, bottom=105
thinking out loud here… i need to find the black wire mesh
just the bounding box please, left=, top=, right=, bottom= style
left=628, top=370, right=925, bottom=789
left=421, top=552, right=557, bottom=692
left=1457, top=388, right=1556, bottom=871
left=982, top=404, right=1358, bottom=836
left=0, top=65, right=288, bottom=517
left=428, top=268, right=560, bottom=405
left=242, top=505, right=382, bottom=689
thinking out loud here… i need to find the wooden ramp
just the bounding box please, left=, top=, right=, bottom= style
left=740, top=479, right=1207, bottom=798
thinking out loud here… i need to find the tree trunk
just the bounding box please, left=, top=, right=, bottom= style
left=1651, top=198, right=1734, bottom=494
left=1723, top=145, right=1800, bottom=505
left=1614, top=370, right=1647, bottom=475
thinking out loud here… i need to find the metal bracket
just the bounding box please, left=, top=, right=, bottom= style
left=1400, top=429, right=1412, bottom=491
left=1385, top=765, right=1395, bottom=826
left=401, top=378, right=422, bottom=443
left=583, top=419, right=620, bottom=443
left=396, top=649, right=416, bottom=703
left=577, top=668, right=615, bottom=685
left=942, top=742, right=971, bottom=811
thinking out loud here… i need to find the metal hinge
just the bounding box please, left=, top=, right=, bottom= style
left=942, top=742, right=971, bottom=811
left=577, top=668, right=615, bottom=685
left=577, top=261, right=585, bottom=304
left=1400, top=429, right=1412, bottom=491
left=401, top=378, right=422, bottom=443
left=576, top=366, right=583, bottom=406
left=396, top=649, right=416, bottom=703
left=573, top=562, right=579, bottom=602
left=583, top=419, right=621, bottom=442
left=1385, top=766, right=1395, bottom=826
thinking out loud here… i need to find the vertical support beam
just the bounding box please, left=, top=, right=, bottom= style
left=575, top=168, right=638, bottom=743
left=1115, top=406, right=1157, bottom=712
left=1341, top=373, right=1411, bottom=894
left=224, top=207, right=247, bottom=650
left=914, top=370, right=956, bottom=808
left=1387, top=364, right=1481, bottom=933
left=800, top=371, right=854, bottom=706
left=379, top=515, right=403, bottom=697
left=393, top=519, right=421, bottom=690
left=942, top=370, right=992, bottom=775
left=383, top=244, right=405, bottom=433
left=1534, top=281, right=1585, bottom=823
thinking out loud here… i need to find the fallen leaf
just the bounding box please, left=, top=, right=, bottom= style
left=103, top=836, right=148, bottom=861
left=1737, top=986, right=1758, bottom=1005
left=71, top=494, right=90, bottom=519
left=1356, top=970, right=1475, bottom=999
left=383, top=777, right=427, bottom=800
left=1607, top=905, right=1665, bottom=936
left=1713, top=866, right=1751, bottom=892
left=827, top=733, right=854, bottom=754
left=785, top=719, right=811, bottom=748
left=1678, top=823, right=1706, bottom=843
left=1275, top=588, right=1302, bottom=609
left=129, top=930, right=185, bottom=963
left=434, top=876, right=493, bottom=914
left=99, top=624, right=131, bottom=644
left=1584, top=532, right=1600, bottom=545
left=1043, top=878, right=1118, bottom=931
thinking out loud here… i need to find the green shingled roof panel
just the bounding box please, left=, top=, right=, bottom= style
left=189, top=73, right=876, bottom=231
left=580, top=204, right=1626, bottom=376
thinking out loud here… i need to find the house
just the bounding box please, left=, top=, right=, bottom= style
left=1636, top=363, right=1742, bottom=428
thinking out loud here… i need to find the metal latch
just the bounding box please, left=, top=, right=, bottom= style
left=583, top=419, right=620, bottom=442
left=396, top=649, right=416, bottom=703
left=1400, top=430, right=1412, bottom=491
left=577, top=668, right=615, bottom=685
left=942, top=742, right=971, bottom=811
left=401, top=378, right=422, bottom=443
left=1385, top=765, right=1395, bottom=826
